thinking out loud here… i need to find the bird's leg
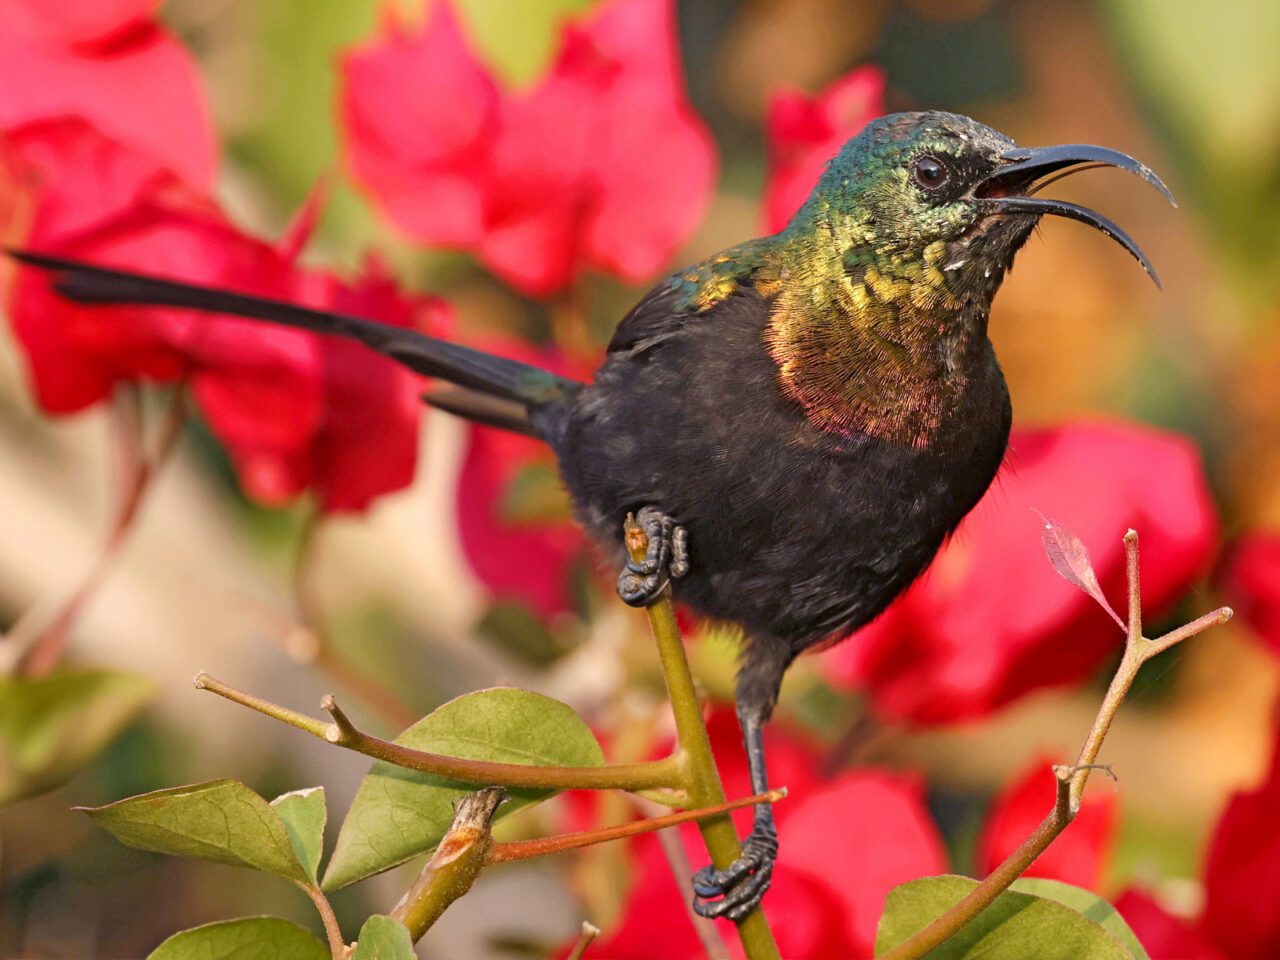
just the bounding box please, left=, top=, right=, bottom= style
left=616, top=505, right=688, bottom=606
left=691, top=701, right=779, bottom=921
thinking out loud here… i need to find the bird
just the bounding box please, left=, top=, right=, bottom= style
left=7, top=111, right=1172, bottom=921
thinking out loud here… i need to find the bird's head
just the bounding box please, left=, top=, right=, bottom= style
left=792, top=110, right=1173, bottom=297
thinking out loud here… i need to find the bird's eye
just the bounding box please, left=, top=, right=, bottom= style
left=912, top=156, right=949, bottom=191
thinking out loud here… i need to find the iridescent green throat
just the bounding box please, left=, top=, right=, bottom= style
left=674, top=221, right=990, bottom=449
left=766, top=211, right=992, bottom=448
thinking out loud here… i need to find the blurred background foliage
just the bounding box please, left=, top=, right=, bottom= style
left=1, top=0, right=1278, bottom=957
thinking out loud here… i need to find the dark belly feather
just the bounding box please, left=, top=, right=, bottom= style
left=555, top=287, right=1011, bottom=656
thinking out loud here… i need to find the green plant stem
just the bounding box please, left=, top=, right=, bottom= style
left=880, top=530, right=1232, bottom=960
left=193, top=671, right=684, bottom=792
left=297, top=881, right=346, bottom=960
left=490, top=788, right=785, bottom=863
left=388, top=785, right=782, bottom=942
left=624, top=517, right=781, bottom=960
left=391, top=788, right=502, bottom=941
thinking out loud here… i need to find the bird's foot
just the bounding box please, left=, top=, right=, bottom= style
left=690, top=820, right=778, bottom=921
left=617, top=506, right=688, bottom=607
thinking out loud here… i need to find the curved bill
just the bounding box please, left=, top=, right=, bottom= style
left=988, top=195, right=1161, bottom=288
left=985, top=143, right=1176, bottom=206
left=974, top=143, right=1174, bottom=288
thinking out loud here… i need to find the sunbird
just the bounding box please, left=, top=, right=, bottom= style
left=9, top=111, right=1172, bottom=920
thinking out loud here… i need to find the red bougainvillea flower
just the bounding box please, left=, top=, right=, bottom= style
left=0, top=0, right=215, bottom=186
left=582, top=832, right=857, bottom=959
left=763, top=66, right=885, bottom=233
left=1200, top=731, right=1280, bottom=958
left=6, top=119, right=320, bottom=434
left=455, top=338, right=591, bottom=618
left=2, top=0, right=160, bottom=49
left=976, top=757, right=1117, bottom=890
left=571, top=710, right=946, bottom=958
left=1220, top=534, right=1280, bottom=655
left=823, top=420, right=1218, bottom=725
left=1114, top=889, right=1226, bottom=960
left=6, top=119, right=443, bottom=515
left=341, top=0, right=716, bottom=297
left=246, top=256, right=454, bottom=513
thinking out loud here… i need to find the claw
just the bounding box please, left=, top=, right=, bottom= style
left=616, top=506, right=687, bottom=607
left=690, top=824, right=778, bottom=919
left=670, top=526, right=690, bottom=578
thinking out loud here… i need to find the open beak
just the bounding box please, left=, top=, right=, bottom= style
left=973, top=143, right=1175, bottom=287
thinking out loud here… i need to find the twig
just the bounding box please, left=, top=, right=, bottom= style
left=193, top=672, right=685, bottom=792
left=490, top=789, right=785, bottom=863
left=291, top=512, right=418, bottom=731
left=297, top=881, right=346, bottom=960
left=391, top=788, right=503, bottom=941
left=880, top=529, right=1233, bottom=960
left=388, top=785, right=781, bottom=943
left=566, top=921, right=601, bottom=960
left=623, top=516, right=781, bottom=960
left=11, top=387, right=186, bottom=676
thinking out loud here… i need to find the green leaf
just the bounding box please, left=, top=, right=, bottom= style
left=1011, top=878, right=1150, bottom=960
left=271, top=787, right=327, bottom=884
left=875, top=875, right=1136, bottom=959
left=0, top=669, right=154, bottom=806
left=351, top=915, right=416, bottom=960
left=147, top=917, right=328, bottom=960
left=79, top=780, right=309, bottom=884
left=323, top=687, right=603, bottom=890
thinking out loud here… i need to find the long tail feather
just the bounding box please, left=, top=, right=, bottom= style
left=7, top=249, right=581, bottom=407
left=423, top=386, right=538, bottom=436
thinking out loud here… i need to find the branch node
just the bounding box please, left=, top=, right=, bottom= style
left=1056, top=762, right=1117, bottom=784
left=390, top=788, right=503, bottom=941
left=192, top=670, right=209, bottom=690
left=321, top=694, right=358, bottom=742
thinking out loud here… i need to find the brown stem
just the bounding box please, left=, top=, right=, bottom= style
left=490, top=789, right=785, bottom=863
left=566, top=921, right=601, bottom=960
left=880, top=530, right=1232, bottom=960
left=292, top=512, right=418, bottom=731
left=14, top=387, right=186, bottom=677
left=297, top=881, right=346, bottom=960
left=1125, top=529, right=1142, bottom=640
left=194, top=672, right=685, bottom=792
